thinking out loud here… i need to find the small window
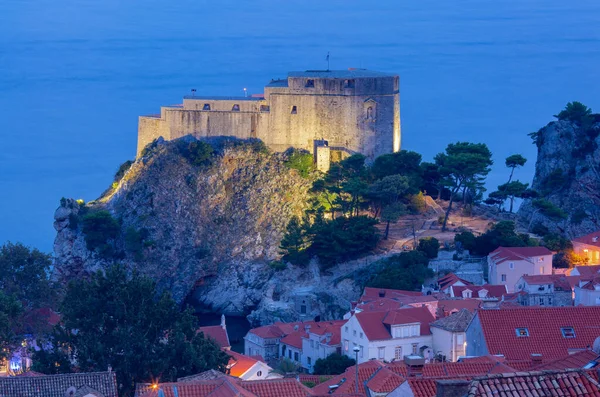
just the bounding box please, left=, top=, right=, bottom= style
left=412, top=343, right=418, bottom=355
left=394, top=346, right=403, bottom=360
left=305, top=79, right=315, bottom=88
left=203, top=103, right=211, bottom=110
left=294, top=352, right=299, bottom=361
left=516, top=328, right=529, bottom=337
left=540, top=267, right=544, bottom=274
left=345, top=326, right=348, bottom=332
left=260, top=105, right=270, bottom=112
left=288, top=350, right=292, bottom=359
left=359, top=332, right=363, bottom=339
left=353, top=330, right=356, bottom=336
left=344, top=79, right=355, bottom=88
left=501, top=274, right=507, bottom=282
left=257, top=371, right=262, bottom=377
left=539, top=297, right=544, bottom=306
left=291, top=105, right=297, bottom=114
left=539, top=257, right=544, bottom=262
left=561, top=327, right=575, bottom=338
left=378, top=347, right=385, bottom=359
left=232, top=104, right=240, bottom=111
left=366, top=106, right=373, bottom=119
left=509, top=262, right=514, bottom=269
left=549, top=297, right=553, bottom=305
left=360, top=345, right=364, bottom=358
left=307, top=357, right=312, bottom=365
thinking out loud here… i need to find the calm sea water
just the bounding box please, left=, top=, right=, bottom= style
left=1, top=0, right=599, bottom=251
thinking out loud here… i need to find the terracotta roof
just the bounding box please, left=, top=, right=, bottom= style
left=489, top=246, right=553, bottom=264
left=0, top=371, right=118, bottom=397
left=386, top=356, right=517, bottom=378
left=240, top=379, right=314, bottom=397
left=438, top=273, right=473, bottom=290
left=521, top=274, right=573, bottom=291
left=226, top=351, right=261, bottom=378
left=362, top=287, right=423, bottom=300
left=365, top=367, right=404, bottom=393
left=280, top=330, right=306, bottom=349
left=405, top=378, right=440, bottom=397
left=298, top=374, right=333, bottom=385
left=430, top=309, right=474, bottom=332
left=303, top=321, right=345, bottom=346
left=581, top=275, right=600, bottom=290
left=198, top=325, right=230, bottom=349
left=573, top=265, right=600, bottom=279
left=533, top=350, right=600, bottom=371
left=475, top=306, right=600, bottom=361
left=139, top=379, right=256, bottom=397
left=312, top=361, right=385, bottom=395
left=451, top=285, right=507, bottom=299
left=356, top=306, right=434, bottom=341
left=467, top=369, right=600, bottom=397
left=177, top=370, right=232, bottom=382
left=248, top=321, right=319, bottom=340
left=436, top=299, right=482, bottom=316
left=573, top=230, right=600, bottom=248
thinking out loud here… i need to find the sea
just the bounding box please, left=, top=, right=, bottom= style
left=1, top=0, right=599, bottom=252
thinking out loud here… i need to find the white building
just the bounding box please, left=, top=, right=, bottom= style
left=341, top=307, right=434, bottom=364
left=487, top=247, right=553, bottom=293
left=574, top=276, right=600, bottom=306
left=429, top=309, right=473, bottom=362
left=572, top=230, right=600, bottom=265
left=300, top=321, right=345, bottom=373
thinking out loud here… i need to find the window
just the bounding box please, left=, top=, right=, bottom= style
left=288, top=350, right=292, bottom=359
left=353, top=330, right=357, bottom=337
left=412, top=343, right=418, bottom=355
left=232, top=104, right=240, bottom=111
left=307, top=357, right=312, bottom=365
left=540, top=266, right=544, bottom=274
left=360, top=345, right=364, bottom=358
left=305, top=79, right=315, bottom=88
left=394, top=346, right=403, bottom=360
left=291, top=105, right=297, bottom=114
left=538, top=257, right=544, bottom=262
left=539, top=297, right=544, bottom=306
left=457, top=334, right=464, bottom=344
left=359, top=332, right=363, bottom=339
left=344, top=79, right=355, bottom=88
left=549, top=297, right=553, bottom=305
left=561, top=327, right=575, bottom=338
left=509, top=262, right=514, bottom=269
left=310, top=340, right=314, bottom=348
left=294, top=352, right=299, bottom=361
left=345, top=326, right=348, bottom=332
left=344, top=340, right=349, bottom=352
left=257, top=371, right=262, bottom=377
left=516, top=328, right=529, bottom=337
left=203, top=103, right=211, bottom=110
left=378, top=347, right=385, bottom=359
left=260, top=105, right=270, bottom=112
left=501, top=274, right=507, bottom=282
left=366, top=106, right=373, bottom=119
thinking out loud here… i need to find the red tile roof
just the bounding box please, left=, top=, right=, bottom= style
left=365, top=367, right=404, bottom=393
left=240, top=379, right=314, bottom=397
left=386, top=356, right=517, bottom=378
left=467, top=370, right=600, bottom=397
left=312, top=361, right=386, bottom=395
left=197, top=325, right=230, bottom=349
left=438, top=273, right=473, bottom=290
left=436, top=299, right=482, bottom=316
left=140, top=380, right=254, bottom=397
left=248, top=321, right=317, bottom=340
left=356, top=306, right=434, bottom=341
left=533, top=350, right=600, bottom=371
left=451, top=285, right=507, bottom=299
left=572, top=265, right=600, bottom=279
left=298, top=374, right=333, bottom=385
left=280, top=330, right=306, bottom=349
left=304, top=320, right=345, bottom=346
left=521, top=274, right=573, bottom=291
left=573, top=230, right=600, bottom=249
left=489, top=246, right=553, bottom=264
left=406, top=378, right=440, bottom=397
left=362, top=287, right=424, bottom=299
left=226, top=350, right=260, bottom=378
left=475, top=306, right=600, bottom=361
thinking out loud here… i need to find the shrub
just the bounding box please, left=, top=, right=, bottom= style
left=417, top=237, right=439, bottom=259
left=124, top=227, right=149, bottom=261
left=269, top=261, right=287, bottom=271
left=542, top=233, right=572, bottom=251
left=408, top=192, right=427, bottom=214
left=140, top=138, right=160, bottom=157
left=572, top=209, right=588, bottom=225
left=530, top=222, right=550, bottom=237
left=114, top=160, right=133, bottom=182
left=366, top=251, right=432, bottom=291
left=554, top=101, right=592, bottom=124
left=454, top=231, right=476, bottom=252
left=313, top=353, right=356, bottom=375
left=82, top=211, right=120, bottom=255
left=470, top=221, right=538, bottom=256
left=284, top=150, right=315, bottom=178
left=540, top=169, right=568, bottom=193
left=533, top=199, right=567, bottom=220
left=183, top=141, right=214, bottom=166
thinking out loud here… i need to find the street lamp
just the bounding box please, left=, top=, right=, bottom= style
left=353, top=346, right=361, bottom=394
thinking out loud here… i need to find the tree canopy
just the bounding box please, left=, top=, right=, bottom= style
left=313, top=353, right=356, bottom=375
left=33, top=265, right=229, bottom=397
left=366, top=251, right=433, bottom=291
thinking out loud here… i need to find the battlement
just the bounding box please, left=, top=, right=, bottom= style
left=137, top=68, right=401, bottom=169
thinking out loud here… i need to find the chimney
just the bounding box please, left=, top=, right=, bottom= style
left=304, top=324, right=311, bottom=332
left=379, top=290, right=386, bottom=298
left=435, top=379, right=471, bottom=397
left=531, top=353, right=543, bottom=364
left=221, top=314, right=226, bottom=330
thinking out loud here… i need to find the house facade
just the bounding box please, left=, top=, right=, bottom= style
left=300, top=321, right=345, bottom=373
left=341, top=307, right=434, bottom=364
left=514, top=275, right=573, bottom=307
left=487, top=247, right=553, bottom=293
left=572, top=230, right=600, bottom=265
left=574, top=276, right=600, bottom=306
left=429, top=309, right=473, bottom=362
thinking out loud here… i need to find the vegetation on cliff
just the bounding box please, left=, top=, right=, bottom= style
left=33, top=265, right=229, bottom=397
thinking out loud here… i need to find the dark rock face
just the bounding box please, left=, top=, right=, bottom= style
left=518, top=119, right=600, bottom=237
left=53, top=141, right=312, bottom=311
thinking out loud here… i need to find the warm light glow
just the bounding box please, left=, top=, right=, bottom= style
left=152, top=384, right=158, bottom=389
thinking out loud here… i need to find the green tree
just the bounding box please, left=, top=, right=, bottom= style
left=0, top=242, right=55, bottom=310
left=417, top=237, right=440, bottom=259
left=33, top=266, right=229, bottom=397
left=371, top=150, right=423, bottom=191
left=470, top=221, right=537, bottom=256
left=435, top=142, right=493, bottom=231
left=313, top=353, right=356, bottom=375
left=454, top=231, right=477, bottom=252
left=497, top=180, right=529, bottom=213
left=184, top=141, right=214, bottom=166
left=279, top=216, right=308, bottom=264
left=0, top=291, right=22, bottom=360
left=485, top=190, right=508, bottom=211
left=504, top=154, right=527, bottom=183
left=554, top=101, right=592, bottom=124
left=284, top=150, right=315, bottom=178
left=380, top=203, right=407, bottom=240
left=420, top=162, right=445, bottom=200
left=367, top=251, right=433, bottom=291
left=81, top=210, right=120, bottom=256
left=367, top=175, right=410, bottom=217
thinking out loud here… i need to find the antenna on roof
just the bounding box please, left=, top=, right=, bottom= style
left=326, top=52, right=330, bottom=71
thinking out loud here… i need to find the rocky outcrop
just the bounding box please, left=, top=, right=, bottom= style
left=518, top=118, right=600, bottom=237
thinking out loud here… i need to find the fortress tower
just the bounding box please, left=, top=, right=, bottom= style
left=137, top=69, right=401, bottom=168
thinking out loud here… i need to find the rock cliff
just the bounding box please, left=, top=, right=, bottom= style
left=518, top=118, right=600, bottom=237
left=53, top=138, right=372, bottom=325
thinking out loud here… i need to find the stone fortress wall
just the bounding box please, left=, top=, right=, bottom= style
left=137, top=69, right=401, bottom=166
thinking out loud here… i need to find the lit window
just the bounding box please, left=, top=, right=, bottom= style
left=516, top=328, right=529, bottom=337
left=540, top=267, right=544, bottom=274
left=203, top=103, right=211, bottom=110
left=561, top=327, right=575, bottom=338
left=232, top=104, right=240, bottom=111
left=305, top=79, right=315, bottom=88
left=344, top=340, right=349, bottom=352
left=291, top=105, right=297, bottom=114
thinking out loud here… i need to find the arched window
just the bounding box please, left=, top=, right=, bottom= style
left=203, top=103, right=211, bottom=110
left=367, top=106, right=373, bottom=119
left=232, top=104, right=240, bottom=111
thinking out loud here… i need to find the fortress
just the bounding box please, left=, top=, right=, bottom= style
left=137, top=69, right=401, bottom=170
